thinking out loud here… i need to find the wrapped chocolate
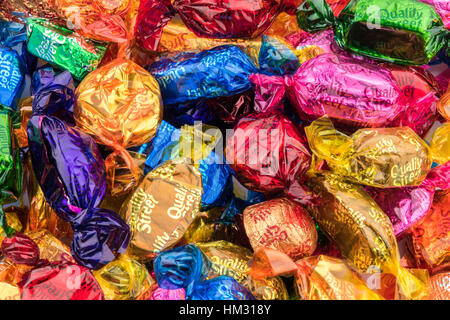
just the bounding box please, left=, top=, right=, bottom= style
left=149, top=45, right=258, bottom=105
left=426, top=272, right=450, bottom=300
left=188, top=276, right=255, bottom=300
left=135, top=0, right=294, bottom=51
left=249, top=248, right=385, bottom=300
left=137, top=121, right=232, bottom=209
left=225, top=112, right=311, bottom=195
left=150, top=286, right=186, bottom=300
left=1, top=234, right=104, bottom=300
left=27, top=70, right=130, bottom=269
left=196, top=241, right=289, bottom=300
left=303, top=172, right=429, bottom=299
left=120, top=161, right=203, bottom=259
left=243, top=197, right=317, bottom=260
left=0, top=48, right=24, bottom=109
left=75, top=57, right=162, bottom=195
left=297, top=0, right=448, bottom=65
left=430, top=123, right=450, bottom=164
left=93, top=255, right=155, bottom=300
left=250, top=51, right=403, bottom=131
left=26, top=18, right=107, bottom=81
left=410, top=189, right=450, bottom=269
left=0, top=1, right=64, bottom=25
left=438, top=85, right=450, bottom=120
left=0, top=282, right=21, bottom=300
left=305, top=117, right=433, bottom=187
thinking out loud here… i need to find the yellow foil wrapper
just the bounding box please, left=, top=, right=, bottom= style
left=196, top=241, right=288, bottom=300
left=430, top=123, right=450, bottom=165
left=75, top=57, right=163, bottom=195
left=0, top=211, right=22, bottom=243
left=0, top=282, right=21, bottom=300
left=305, top=172, right=429, bottom=300
left=438, top=86, right=450, bottom=121
left=295, top=255, right=384, bottom=300
left=93, top=254, right=154, bottom=300
left=305, top=117, right=432, bottom=187
left=183, top=207, right=224, bottom=243
left=243, top=197, right=317, bottom=260
left=120, top=161, right=203, bottom=260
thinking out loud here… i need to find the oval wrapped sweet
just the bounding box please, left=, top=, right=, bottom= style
left=430, top=123, right=450, bottom=164
left=0, top=48, right=24, bottom=109
left=27, top=70, right=130, bottom=269
left=75, top=57, right=163, bottom=195
left=148, top=45, right=258, bottom=105
left=135, top=0, right=291, bottom=51
left=225, top=112, right=311, bottom=195
left=297, top=0, right=448, bottom=65
left=250, top=51, right=403, bottom=131
left=2, top=234, right=104, bottom=300
left=196, top=241, right=289, bottom=300
left=120, top=161, right=203, bottom=259
left=410, top=188, right=450, bottom=269
left=243, top=197, right=317, bottom=260
left=93, top=255, right=155, bottom=300
left=302, top=172, right=429, bottom=299
left=305, top=116, right=433, bottom=187
left=150, top=285, right=186, bottom=300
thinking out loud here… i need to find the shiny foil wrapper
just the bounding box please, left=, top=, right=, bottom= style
left=225, top=112, right=311, bottom=195
left=411, top=189, right=450, bottom=269
left=250, top=51, right=402, bottom=131
left=93, top=255, right=155, bottom=300
left=26, top=229, right=74, bottom=263
left=183, top=207, right=224, bottom=243
left=0, top=48, right=24, bottom=109
left=196, top=241, right=289, bottom=300
left=0, top=0, right=64, bottom=25
left=438, top=85, right=450, bottom=120
left=75, top=57, right=162, bottom=195
left=26, top=18, right=107, bottom=81
left=305, top=117, right=433, bottom=187
left=426, top=272, right=450, bottom=300
left=305, top=172, right=428, bottom=300
left=150, top=285, right=186, bottom=300
left=135, top=0, right=285, bottom=51
left=295, top=255, right=384, bottom=300
left=121, top=161, right=203, bottom=259
left=0, top=282, right=21, bottom=300
left=430, top=123, right=450, bottom=165
left=297, top=0, right=447, bottom=65
left=243, top=197, right=317, bottom=260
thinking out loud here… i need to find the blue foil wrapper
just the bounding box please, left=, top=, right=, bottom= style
left=154, top=244, right=211, bottom=295
left=138, top=121, right=232, bottom=209
left=149, top=45, right=258, bottom=105
left=27, top=70, right=130, bottom=269
left=188, top=276, right=256, bottom=300
left=0, top=48, right=23, bottom=108
left=259, top=35, right=300, bottom=76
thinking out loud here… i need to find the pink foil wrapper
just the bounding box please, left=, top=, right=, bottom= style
left=367, top=161, right=450, bottom=237
left=250, top=52, right=402, bottom=132
left=150, top=286, right=186, bottom=300
left=421, top=0, right=450, bottom=29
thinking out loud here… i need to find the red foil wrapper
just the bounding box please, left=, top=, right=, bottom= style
left=135, top=0, right=289, bottom=51
left=225, top=112, right=311, bottom=195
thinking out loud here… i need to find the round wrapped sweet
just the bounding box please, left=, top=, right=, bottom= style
left=243, top=197, right=317, bottom=260
left=75, top=58, right=163, bottom=195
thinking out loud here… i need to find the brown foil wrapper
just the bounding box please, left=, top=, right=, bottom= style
left=304, top=172, right=428, bottom=300
left=196, top=241, right=288, bottom=300
left=121, top=161, right=203, bottom=260
left=411, top=189, right=450, bottom=269
left=0, top=0, right=65, bottom=25
left=243, top=197, right=317, bottom=260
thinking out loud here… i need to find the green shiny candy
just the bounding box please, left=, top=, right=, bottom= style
left=296, top=0, right=448, bottom=65
left=26, top=18, right=107, bottom=80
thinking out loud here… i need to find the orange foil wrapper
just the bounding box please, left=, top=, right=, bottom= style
left=304, top=172, right=429, bottom=300
left=411, top=189, right=450, bottom=269
left=0, top=0, right=64, bottom=25
left=426, top=271, right=450, bottom=300
left=196, top=241, right=288, bottom=300
left=438, top=85, right=450, bottom=121
left=75, top=57, right=163, bottom=195
left=243, top=197, right=317, bottom=260
left=120, top=161, right=203, bottom=260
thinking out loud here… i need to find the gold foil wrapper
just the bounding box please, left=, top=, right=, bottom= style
left=0, top=0, right=64, bottom=25
left=426, top=272, right=450, bottom=300
left=183, top=207, right=224, bottom=244
left=243, top=197, right=317, bottom=260
left=305, top=172, right=428, bottom=300
left=93, top=254, right=154, bottom=300
left=430, top=123, right=450, bottom=165
left=26, top=229, right=74, bottom=263
left=13, top=97, right=33, bottom=149
left=75, top=58, right=163, bottom=195
left=121, top=161, right=203, bottom=260
left=0, top=211, right=22, bottom=243
left=305, top=117, right=432, bottom=187
left=0, top=282, right=21, bottom=300
left=295, top=255, right=384, bottom=300
left=196, top=241, right=288, bottom=300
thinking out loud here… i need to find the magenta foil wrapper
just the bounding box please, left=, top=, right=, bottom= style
left=250, top=52, right=402, bottom=132
left=150, top=286, right=186, bottom=300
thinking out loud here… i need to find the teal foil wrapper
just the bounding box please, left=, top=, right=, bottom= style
left=26, top=18, right=107, bottom=80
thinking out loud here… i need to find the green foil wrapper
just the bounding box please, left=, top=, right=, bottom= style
left=297, top=0, right=448, bottom=65
left=26, top=18, right=107, bottom=81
